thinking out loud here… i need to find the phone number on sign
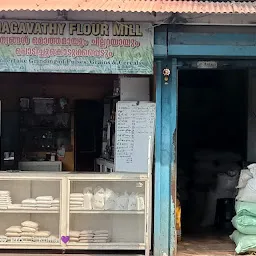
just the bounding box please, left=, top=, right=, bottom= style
left=16, top=47, right=114, bottom=58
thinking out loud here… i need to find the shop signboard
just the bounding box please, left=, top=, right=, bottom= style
left=0, top=20, right=154, bottom=74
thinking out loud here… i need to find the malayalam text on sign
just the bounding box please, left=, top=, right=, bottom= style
left=0, top=21, right=153, bottom=74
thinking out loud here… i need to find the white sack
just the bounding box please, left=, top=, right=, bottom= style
left=236, top=178, right=256, bottom=203
left=83, top=187, right=93, bottom=210
left=237, top=169, right=253, bottom=189
left=105, top=188, right=117, bottom=210
left=92, top=186, right=105, bottom=210
left=115, top=192, right=129, bottom=211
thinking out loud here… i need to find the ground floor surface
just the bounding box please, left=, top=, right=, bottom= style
left=177, top=235, right=235, bottom=256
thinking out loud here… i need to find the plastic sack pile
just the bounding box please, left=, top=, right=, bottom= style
left=230, top=164, right=256, bottom=254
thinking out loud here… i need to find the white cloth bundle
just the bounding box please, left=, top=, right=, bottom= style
left=5, top=232, right=21, bottom=237
left=51, top=198, right=59, bottom=209
left=69, top=230, right=80, bottom=242
left=115, top=193, right=129, bottom=211
left=34, top=231, right=51, bottom=237
left=0, top=191, right=12, bottom=208
left=93, top=239, right=109, bottom=243
left=21, top=221, right=39, bottom=229
left=70, top=197, right=84, bottom=202
left=80, top=230, right=94, bottom=235
left=8, top=204, right=22, bottom=209
left=21, top=226, right=38, bottom=233
left=6, top=226, right=22, bottom=233
left=36, top=196, right=53, bottom=201
left=37, top=201, right=52, bottom=204
left=69, top=231, right=80, bottom=238
left=70, top=201, right=83, bottom=205
left=93, top=230, right=109, bottom=242
left=37, top=204, right=51, bottom=208
left=80, top=239, right=94, bottom=243
left=94, top=230, right=108, bottom=235
left=70, top=237, right=79, bottom=242
left=94, top=234, right=109, bottom=238
left=0, top=191, right=10, bottom=194
left=83, top=187, right=93, bottom=210
left=70, top=193, right=84, bottom=208
left=22, top=198, right=37, bottom=208
left=92, top=187, right=105, bottom=210
left=105, top=188, right=117, bottom=210
left=22, top=199, right=36, bottom=204
left=20, top=232, right=35, bottom=237
left=70, top=206, right=83, bottom=209
left=52, top=199, right=60, bottom=205
left=70, top=193, right=83, bottom=198
left=80, top=234, right=94, bottom=238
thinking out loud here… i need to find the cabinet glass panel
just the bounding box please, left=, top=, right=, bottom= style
left=0, top=179, right=61, bottom=245
left=68, top=180, right=146, bottom=246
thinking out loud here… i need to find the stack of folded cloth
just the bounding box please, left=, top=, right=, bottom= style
left=0, top=191, right=12, bottom=209
left=20, top=222, right=39, bottom=241
left=21, top=221, right=39, bottom=232
left=8, top=204, right=22, bottom=210
left=51, top=198, right=60, bottom=209
left=34, top=230, right=51, bottom=238
left=93, top=230, right=109, bottom=243
left=5, top=226, right=22, bottom=239
left=70, top=193, right=84, bottom=209
left=69, top=230, right=80, bottom=242
left=79, top=230, right=94, bottom=243
left=36, top=196, right=53, bottom=209
left=21, top=198, right=37, bottom=209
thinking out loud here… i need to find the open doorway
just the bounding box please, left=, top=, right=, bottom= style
left=177, top=69, right=248, bottom=255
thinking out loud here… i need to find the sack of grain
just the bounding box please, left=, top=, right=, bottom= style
left=232, top=215, right=256, bottom=235
left=230, top=230, right=256, bottom=254
left=237, top=169, right=253, bottom=189
left=236, top=178, right=256, bottom=203
left=235, top=201, right=256, bottom=217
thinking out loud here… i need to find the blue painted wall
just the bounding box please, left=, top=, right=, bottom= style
left=153, top=26, right=256, bottom=256
left=168, top=31, right=256, bottom=57
left=154, top=58, right=177, bottom=256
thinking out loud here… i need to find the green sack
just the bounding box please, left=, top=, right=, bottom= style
left=232, top=215, right=256, bottom=234
left=236, top=201, right=256, bottom=217
left=230, top=230, right=256, bottom=254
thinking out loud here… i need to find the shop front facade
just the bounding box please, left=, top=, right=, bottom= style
left=0, top=15, right=156, bottom=255
left=154, top=24, right=256, bottom=256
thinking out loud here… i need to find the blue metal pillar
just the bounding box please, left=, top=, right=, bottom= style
left=154, top=58, right=178, bottom=256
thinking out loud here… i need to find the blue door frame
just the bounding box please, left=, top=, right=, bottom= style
left=154, top=27, right=256, bottom=256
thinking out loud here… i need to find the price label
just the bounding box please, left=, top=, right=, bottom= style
left=197, top=61, right=218, bottom=69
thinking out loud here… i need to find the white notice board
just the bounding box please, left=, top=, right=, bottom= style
left=115, top=101, right=156, bottom=173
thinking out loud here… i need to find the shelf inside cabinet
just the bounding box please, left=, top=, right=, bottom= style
left=66, top=242, right=145, bottom=250
left=0, top=209, right=59, bottom=213
left=70, top=210, right=144, bottom=214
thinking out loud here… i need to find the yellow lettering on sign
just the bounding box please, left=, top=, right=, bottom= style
left=48, top=23, right=58, bottom=35
left=112, top=23, right=143, bottom=36
left=9, top=22, right=18, bottom=34
left=25, top=22, right=34, bottom=34
left=1, top=22, right=10, bottom=34
left=69, top=23, right=109, bottom=36
left=58, top=23, right=66, bottom=35
left=69, top=23, right=77, bottom=35
left=41, top=23, right=48, bottom=35
left=113, top=23, right=124, bottom=36
left=33, top=22, right=42, bottom=34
